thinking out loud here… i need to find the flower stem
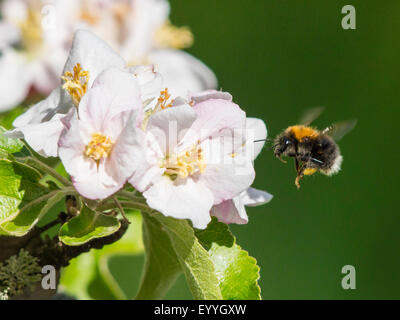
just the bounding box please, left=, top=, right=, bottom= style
left=116, top=190, right=144, bottom=202
left=98, top=200, right=152, bottom=214
left=21, top=157, right=72, bottom=187
left=113, top=197, right=131, bottom=225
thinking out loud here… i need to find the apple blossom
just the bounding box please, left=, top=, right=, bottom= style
left=6, top=30, right=161, bottom=157
left=129, top=92, right=257, bottom=229
left=58, top=67, right=144, bottom=200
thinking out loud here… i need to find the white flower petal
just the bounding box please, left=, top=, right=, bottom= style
left=246, top=117, right=267, bottom=160
left=147, top=104, right=197, bottom=154
left=13, top=87, right=62, bottom=128
left=63, top=30, right=126, bottom=85
left=143, top=177, right=213, bottom=229
left=79, top=67, right=142, bottom=125
left=240, top=187, right=273, bottom=207
left=128, top=65, right=163, bottom=101
left=7, top=114, right=65, bottom=157
left=107, top=111, right=143, bottom=184
left=190, top=90, right=232, bottom=105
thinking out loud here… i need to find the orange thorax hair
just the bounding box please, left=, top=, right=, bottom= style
left=286, top=125, right=319, bottom=142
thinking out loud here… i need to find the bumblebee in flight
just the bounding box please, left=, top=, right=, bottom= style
left=271, top=108, right=357, bottom=189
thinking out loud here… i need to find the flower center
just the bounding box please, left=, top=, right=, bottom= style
left=155, top=21, right=194, bottom=49
left=61, top=63, right=90, bottom=106
left=162, top=142, right=206, bottom=180
left=85, top=133, right=114, bottom=162
left=18, top=9, right=43, bottom=54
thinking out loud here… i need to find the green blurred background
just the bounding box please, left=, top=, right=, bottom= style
left=152, top=0, right=400, bottom=299
left=3, top=0, right=400, bottom=300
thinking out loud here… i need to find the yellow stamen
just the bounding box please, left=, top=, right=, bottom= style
left=85, top=133, right=114, bottom=162
left=61, top=63, right=90, bottom=106
left=162, top=142, right=206, bottom=180
left=155, top=20, right=194, bottom=49
left=158, top=88, right=175, bottom=110
left=142, top=88, right=176, bottom=131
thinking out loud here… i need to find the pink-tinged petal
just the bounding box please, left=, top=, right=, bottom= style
left=246, top=117, right=267, bottom=160
left=71, top=161, right=123, bottom=200
left=78, top=69, right=142, bottom=138
left=147, top=104, right=197, bottom=154
left=58, top=117, right=92, bottom=179
left=148, top=49, right=218, bottom=98
left=128, top=131, right=165, bottom=192
left=190, top=90, right=232, bottom=105
left=198, top=137, right=255, bottom=204
left=240, top=187, right=273, bottom=207
left=87, top=67, right=142, bottom=117
left=211, top=188, right=272, bottom=225
left=106, top=111, right=144, bottom=184
left=143, top=177, right=213, bottom=229
left=186, top=99, right=247, bottom=144
left=211, top=199, right=248, bottom=225
left=130, top=163, right=165, bottom=193
left=199, top=155, right=255, bottom=205
left=0, top=50, right=32, bottom=112
left=6, top=114, right=65, bottom=158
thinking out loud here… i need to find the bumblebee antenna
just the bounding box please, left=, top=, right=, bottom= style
left=254, top=139, right=268, bottom=143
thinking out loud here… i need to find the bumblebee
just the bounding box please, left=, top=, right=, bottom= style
left=271, top=108, right=356, bottom=188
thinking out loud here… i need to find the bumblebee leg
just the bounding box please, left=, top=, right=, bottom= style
left=295, top=162, right=305, bottom=189
left=295, top=175, right=303, bottom=189
left=295, top=158, right=300, bottom=173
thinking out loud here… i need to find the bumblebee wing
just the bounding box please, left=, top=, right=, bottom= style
left=299, top=107, right=325, bottom=125
left=322, top=119, right=357, bottom=142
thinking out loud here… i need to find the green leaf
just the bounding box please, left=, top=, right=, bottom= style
left=209, top=244, right=261, bottom=300
left=149, top=212, right=223, bottom=300
left=59, top=211, right=144, bottom=300
left=0, top=159, right=59, bottom=236
left=135, top=213, right=182, bottom=300
left=59, top=206, right=121, bottom=246
left=0, top=191, right=66, bottom=237
left=196, top=218, right=261, bottom=300
left=195, top=217, right=235, bottom=249
left=0, top=126, right=24, bottom=154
